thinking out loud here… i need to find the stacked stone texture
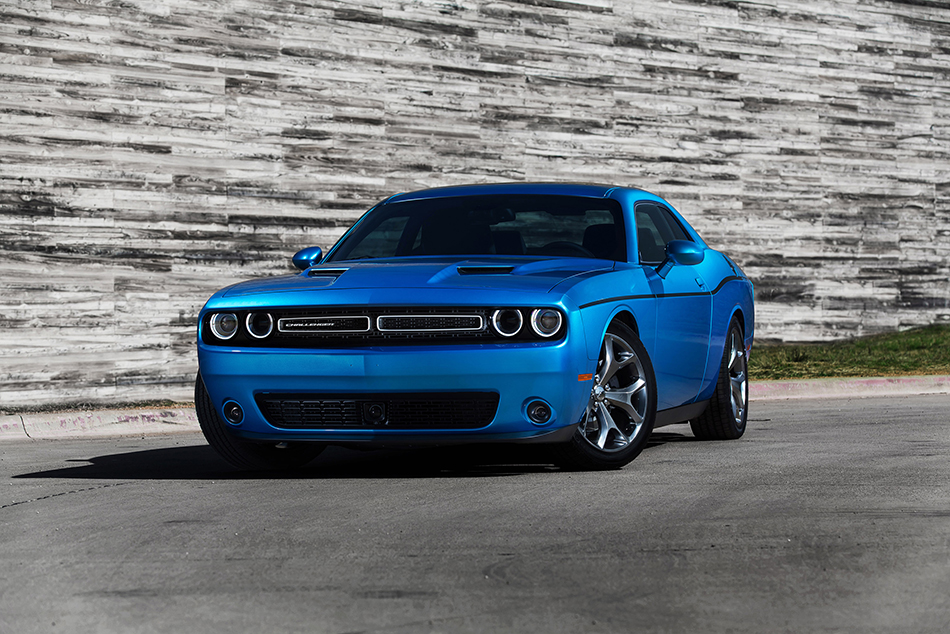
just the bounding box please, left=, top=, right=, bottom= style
left=1, top=0, right=948, bottom=407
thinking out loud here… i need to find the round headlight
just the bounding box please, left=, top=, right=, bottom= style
left=245, top=312, right=274, bottom=339
left=530, top=308, right=562, bottom=337
left=209, top=313, right=239, bottom=340
left=492, top=309, right=523, bottom=337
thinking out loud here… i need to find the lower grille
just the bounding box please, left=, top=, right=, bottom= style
left=256, top=392, right=499, bottom=430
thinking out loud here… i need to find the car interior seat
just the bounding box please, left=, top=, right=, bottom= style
left=492, top=230, right=526, bottom=255
left=582, top=224, right=623, bottom=261
left=421, top=214, right=494, bottom=255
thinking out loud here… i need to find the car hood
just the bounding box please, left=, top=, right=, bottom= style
left=222, top=257, right=614, bottom=298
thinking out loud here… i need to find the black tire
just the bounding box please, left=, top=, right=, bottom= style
left=555, top=321, right=657, bottom=470
left=195, top=374, right=325, bottom=471
left=690, top=318, right=748, bottom=440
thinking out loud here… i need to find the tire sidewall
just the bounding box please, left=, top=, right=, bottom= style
left=195, top=373, right=323, bottom=470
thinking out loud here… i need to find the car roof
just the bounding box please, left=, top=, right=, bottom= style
left=384, top=182, right=652, bottom=204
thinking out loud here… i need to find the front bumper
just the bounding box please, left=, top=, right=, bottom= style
left=197, top=336, right=594, bottom=444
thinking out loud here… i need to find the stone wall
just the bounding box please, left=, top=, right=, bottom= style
left=1, top=0, right=949, bottom=408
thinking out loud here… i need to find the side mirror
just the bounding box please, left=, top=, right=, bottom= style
left=655, top=240, right=704, bottom=279
left=292, top=246, right=323, bottom=271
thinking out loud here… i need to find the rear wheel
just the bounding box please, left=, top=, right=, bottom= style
left=555, top=321, right=657, bottom=470
left=195, top=374, right=325, bottom=471
left=690, top=318, right=748, bottom=440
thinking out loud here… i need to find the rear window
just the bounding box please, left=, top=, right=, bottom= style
left=327, top=195, right=627, bottom=262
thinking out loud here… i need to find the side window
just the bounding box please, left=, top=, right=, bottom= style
left=634, top=203, right=691, bottom=263
left=655, top=204, right=690, bottom=242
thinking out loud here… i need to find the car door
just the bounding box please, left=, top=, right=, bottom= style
left=635, top=202, right=712, bottom=410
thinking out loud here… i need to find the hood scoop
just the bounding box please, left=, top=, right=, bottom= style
left=303, top=267, right=349, bottom=288
left=457, top=265, right=515, bottom=276
left=307, top=267, right=349, bottom=278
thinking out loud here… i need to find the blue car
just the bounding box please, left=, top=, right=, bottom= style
left=196, top=183, right=754, bottom=470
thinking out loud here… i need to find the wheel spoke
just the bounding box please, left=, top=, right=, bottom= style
left=729, top=338, right=743, bottom=371
left=731, top=370, right=746, bottom=396
left=595, top=402, right=630, bottom=449
left=598, top=337, right=620, bottom=385
left=598, top=335, right=636, bottom=385
left=610, top=426, right=630, bottom=448
left=594, top=403, right=612, bottom=449
left=604, top=378, right=646, bottom=424
left=730, top=369, right=746, bottom=421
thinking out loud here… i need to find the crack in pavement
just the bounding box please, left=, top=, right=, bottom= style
left=1, top=482, right=131, bottom=510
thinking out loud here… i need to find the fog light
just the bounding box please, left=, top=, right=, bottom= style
left=492, top=309, right=523, bottom=337
left=526, top=400, right=552, bottom=425
left=223, top=401, right=244, bottom=425
left=530, top=308, right=562, bottom=337
left=209, top=313, right=239, bottom=340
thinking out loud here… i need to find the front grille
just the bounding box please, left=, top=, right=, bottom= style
left=376, top=314, right=482, bottom=332
left=256, top=392, right=499, bottom=430
left=274, top=307, right=494, bottom=345
left=201, top=306, right=566, bottom=347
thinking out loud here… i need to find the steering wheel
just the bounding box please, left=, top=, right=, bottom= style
left=539, top=241, right=596, bottom=258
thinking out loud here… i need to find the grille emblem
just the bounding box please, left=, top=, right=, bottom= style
left=278, top=316, right=370, bottom=333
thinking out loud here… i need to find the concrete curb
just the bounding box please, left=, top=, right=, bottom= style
left=0, top=408, right=200, bottom=442
left=1, top=375, right=948, bottom=441
left=751, top=374, right=950, bottom=401
left=0, top=415, right=26, bottom=441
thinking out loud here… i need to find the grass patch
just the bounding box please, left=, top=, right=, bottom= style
left=750, top=324, right=950, bottom=380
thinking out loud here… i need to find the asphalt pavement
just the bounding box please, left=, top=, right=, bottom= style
left=1, top=393, right=949, bottom=633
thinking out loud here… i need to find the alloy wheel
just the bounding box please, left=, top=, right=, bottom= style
left=728, top=329, right=748, bottom=426
left=578, top=333, right=650, bottom=452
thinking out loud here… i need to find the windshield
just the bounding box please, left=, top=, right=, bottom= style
left=326, top=194, right=627, bottom=262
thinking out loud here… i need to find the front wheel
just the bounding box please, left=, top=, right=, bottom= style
left=554, top=321, right=657, bottom=470
left=195, top=374, right=325, bottom=471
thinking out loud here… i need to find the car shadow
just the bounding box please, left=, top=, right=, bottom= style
left=14, top=431, right=694, bottom=481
